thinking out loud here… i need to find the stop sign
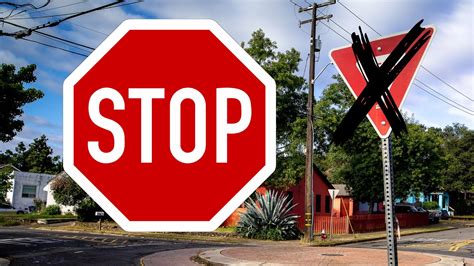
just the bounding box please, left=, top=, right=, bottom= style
left=63, top=20, right=276, bottom=231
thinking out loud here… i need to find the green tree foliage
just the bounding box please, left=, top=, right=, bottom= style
left=0, top=165, right=15, bottom=203
left=320, top=76, right=448, bottom=212
left=441, top=124, right=473, bottom=192
left=392, top=123, right=446, bottom=197
left=0, top=135, right=62, bottom=174
left=50, top=172, right=87, bottom=206
left=0, top=64, right=44, bottom=142
left=243, top=29, right=307, bottom=189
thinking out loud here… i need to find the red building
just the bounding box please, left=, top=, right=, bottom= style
left=286, top=165, right=335, bottom=229
left=223, top=164, right=428, bottom=233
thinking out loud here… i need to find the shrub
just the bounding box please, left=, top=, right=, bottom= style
left=75, top=197, right=105, bottom=222
left=423, top=201, right=439, bottom=210
left=42, top=205, right=61, bottom=215
left=237, top=190, right=301, bottom=240
left=33, top=198, right=46, bottom=213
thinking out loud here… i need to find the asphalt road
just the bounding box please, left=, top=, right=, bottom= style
left=343, top=226, right=474, bottom=259
left=0, top=227, right=227, bottom=265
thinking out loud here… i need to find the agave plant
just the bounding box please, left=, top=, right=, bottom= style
left=237, top=190, right=301, bottom=240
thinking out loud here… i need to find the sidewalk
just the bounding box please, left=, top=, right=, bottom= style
left=142, top=245, right=473, bottom=265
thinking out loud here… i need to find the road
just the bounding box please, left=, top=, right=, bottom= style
left=344, top=226, right=474, bottom=259
left=0, top=227, right=227, bottom=265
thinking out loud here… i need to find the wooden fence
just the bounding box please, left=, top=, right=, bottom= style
left=314, top=212, right=430, bottom=234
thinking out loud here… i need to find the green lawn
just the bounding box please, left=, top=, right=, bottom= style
left=0, top=213, right=76, bottom=226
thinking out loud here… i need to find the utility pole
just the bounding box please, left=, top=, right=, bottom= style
left=298, top=0, right=335, bottom=241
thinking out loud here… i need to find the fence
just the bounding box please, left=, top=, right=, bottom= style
left=314, top=215, right=349, bottom=234
left=314, top=212, right=429, bottom=234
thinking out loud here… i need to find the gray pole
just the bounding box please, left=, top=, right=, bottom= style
left=329, top=199, right=333, bottom=239
left=381, top=136, right=398, bottom=265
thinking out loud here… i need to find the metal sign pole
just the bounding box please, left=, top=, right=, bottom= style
left=381, top=135, right=398, bottom=265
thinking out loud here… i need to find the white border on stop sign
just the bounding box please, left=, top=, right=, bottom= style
left=63, top=19, right=276, bottom=232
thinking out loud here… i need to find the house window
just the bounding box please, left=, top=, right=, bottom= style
left=325, top=195, right=331, bottom=213
left=315, top=194, right=321, bottom=212
left=22, top=185, right=37, bottom=198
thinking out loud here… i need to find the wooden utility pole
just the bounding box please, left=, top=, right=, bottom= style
left=298, top=0, right=335, bottom=241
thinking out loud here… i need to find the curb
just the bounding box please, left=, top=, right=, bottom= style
left=309, top=226, right=456, bottom=247
left=198, top=248, right=469, bottom=266
left=0, top=258, right=9, bottom=266
left=198, top=249, right=263, bottom=266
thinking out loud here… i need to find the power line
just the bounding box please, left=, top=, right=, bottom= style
left=0, top=19, right=94, bottom=50
left=420, top=65, right=473, bottom=101
left=337, top=0, right=382, bottom=36
left=18, top=1, right=88, bottom=17
left=290, top=0, right=351, bottom=42
left=413, top=81, right=473, bottom=116
left=5, top=0, right=142, bottom=20
left=416, top=79, right=473, bottom=113
left=20, top=37, right=88, bottom=57
left=67, top=21, right=108, bottom=36
left=323, top=17, right=473, bottom=115
left=337, top=0, right=472, bottom=103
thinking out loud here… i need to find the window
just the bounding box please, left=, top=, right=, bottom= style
left=325, top=195, right=331, bottom=213
left=315, top=194, right=321, bottom=212
left=22, top=185, right=36, bottom=198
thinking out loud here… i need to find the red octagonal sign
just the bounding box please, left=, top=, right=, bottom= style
left=63, top=20, right=276, bottom=231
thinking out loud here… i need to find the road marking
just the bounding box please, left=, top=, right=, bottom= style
left=449, top=240, right=474, bottom=252
left=0, top=237, right=66, bottom=246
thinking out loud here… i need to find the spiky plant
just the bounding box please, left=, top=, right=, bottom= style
left=237, top=190, right=301, bottom=240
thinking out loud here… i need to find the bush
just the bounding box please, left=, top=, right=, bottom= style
left=33, top=198, right=46, bottom=213
left=42, top=205, right=61, bottom=215
left=423, top=201, right=439, bottom=210
left=237, top=190, right=301, bottom=240
left=75, top=197, right=105, bottom=222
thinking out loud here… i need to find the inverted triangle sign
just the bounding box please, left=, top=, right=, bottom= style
left=329, top=26, right=435, bottom=138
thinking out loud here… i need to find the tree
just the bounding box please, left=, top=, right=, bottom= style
left=0, top=135, right=62, bottom=174
left=50, top=172, right=87, bottom=206
left=319, top=76, right=446, bottom=212
left=441, top=124, right=473, bottom=192
left=0, top=64, right=44, bottom=142
left=392, top=122, right=446, bottom=197
left=0, top=165, right=15, bottom=203
left=242, top=29, right=307, bottom=189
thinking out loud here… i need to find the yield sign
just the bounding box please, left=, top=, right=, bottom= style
left=329, top=26, right=435, bottom=138
left=328, top=189, right=339, bottom=200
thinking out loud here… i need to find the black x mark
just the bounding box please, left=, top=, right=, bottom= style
left=332, top=20, right=432, bottom=145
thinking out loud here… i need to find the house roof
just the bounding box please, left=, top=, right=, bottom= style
left=332, top=184, right=351, bottom=197
left=313, top=164, right=334, bottom=190
left=0, top=164, right=21, bottom=171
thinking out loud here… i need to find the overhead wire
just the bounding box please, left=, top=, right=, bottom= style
left=337, top=0, right=472, bottom=103
left=0, top=1, right=143, bottom=57
left=291, top=0, right=473, bottom=116
left=20, top=37, right=88, bottom=57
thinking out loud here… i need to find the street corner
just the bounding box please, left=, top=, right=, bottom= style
left=141, top=248, right=217, bottom=266
left=196, top=246, right=471, bottom=266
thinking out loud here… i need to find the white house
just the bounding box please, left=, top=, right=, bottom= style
left=6, top=171, right=54, bottom=210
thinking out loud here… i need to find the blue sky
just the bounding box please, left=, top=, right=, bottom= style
left=0, top=0, right=472, bottom=156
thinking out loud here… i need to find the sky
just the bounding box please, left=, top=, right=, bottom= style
left=0, top=0, right=472, bottom=157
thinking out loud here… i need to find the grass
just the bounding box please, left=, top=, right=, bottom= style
left=33, top=221, right=286, bottom=244
left=307, top=224, right=454, bottom=246
left=32, top=220, right=454, bottom=246
left=0, top=213, right=76, bottom=226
